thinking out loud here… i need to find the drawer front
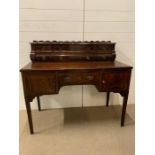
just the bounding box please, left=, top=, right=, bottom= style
left=58, top=71, right=100, bottom=86
left=58, top=72, right=83, bottom=85
left=101, top=70, right=131, bottom=91
left=25, top=72, right=56, bottom=95
left=82, top=72, right=100, bottom=84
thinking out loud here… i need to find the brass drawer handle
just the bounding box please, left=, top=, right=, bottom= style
left=86, top=56, right=90, bottom=60
left=87, top=75, right=94, bottom=80
left=64, top=76, right=71, bottom=81
left=102, top=80, right=106, bottom=84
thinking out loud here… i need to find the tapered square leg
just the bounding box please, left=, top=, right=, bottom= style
left=121, top=92, right=129, bottom=126
left=37, top=96, right=41, bottom=111
left=25, top=101, right=34, bottom=134
left=106, top=92, right=110, bottom=107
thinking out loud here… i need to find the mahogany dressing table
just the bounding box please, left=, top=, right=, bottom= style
left=20, top=41, right=132, bottom=134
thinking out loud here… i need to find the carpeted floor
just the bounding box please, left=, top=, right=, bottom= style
left=19, top=105, right=135, bottom=155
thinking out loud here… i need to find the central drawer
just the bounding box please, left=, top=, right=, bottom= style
left=58, top=71, right=100, bottom=86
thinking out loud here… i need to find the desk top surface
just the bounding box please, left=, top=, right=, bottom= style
left=20, top=61, right=132, bottom=71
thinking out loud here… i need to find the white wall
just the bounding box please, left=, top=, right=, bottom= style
left=19, top=0, right=135, bottom=110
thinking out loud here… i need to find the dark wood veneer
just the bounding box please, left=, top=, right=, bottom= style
left=20, top=41, right=132, bottom=134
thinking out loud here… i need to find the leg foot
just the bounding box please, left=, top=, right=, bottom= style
left=106, top=92, right=110, bottom=107
left=37, top=96, right=41, bottom=111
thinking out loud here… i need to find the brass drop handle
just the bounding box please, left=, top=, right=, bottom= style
left=86, top=56, right=90, bottom=60
left=102, top=80, right=106, bottom=84
left=87, top=75, right=94, bottom=80
left=64, top=76, right=71, bottom=81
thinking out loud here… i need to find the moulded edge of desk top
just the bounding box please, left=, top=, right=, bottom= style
left=20, top=61, right=133, bottom=72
